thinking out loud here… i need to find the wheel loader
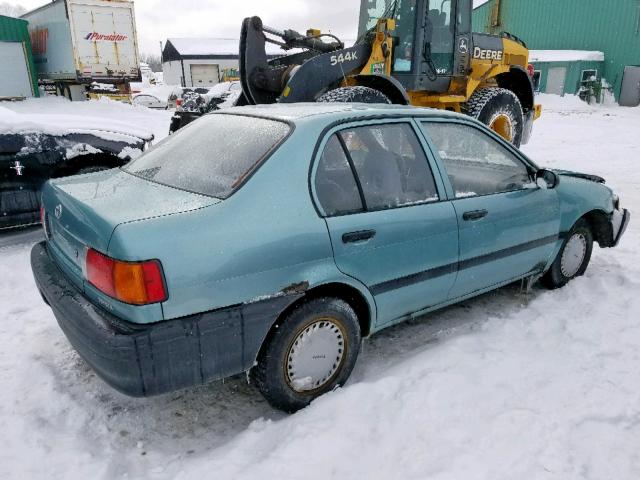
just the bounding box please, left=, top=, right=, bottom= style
left=239, top=0, right=541, bottom=146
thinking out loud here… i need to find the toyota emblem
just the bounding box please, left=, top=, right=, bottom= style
left=54, top=204, right=63, bottom=219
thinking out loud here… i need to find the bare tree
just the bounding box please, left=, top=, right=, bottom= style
left=0, top=2, right=26, bottom=17
left=140, top=53, right=162, bottom=72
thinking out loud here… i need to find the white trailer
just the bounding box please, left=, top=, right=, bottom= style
left=23, top=0, right=141, bottom=99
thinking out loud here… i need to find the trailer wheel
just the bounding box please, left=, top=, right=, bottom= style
left=317, top=86, right=391, bottom=104
left=463, top=88, right=524, bottom=147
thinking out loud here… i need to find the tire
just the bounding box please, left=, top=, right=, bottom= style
left=317, top=86, right=391, bottom=104
left=251, top=297, right=362, bottom=412
left=463, top=87, right=524, bottom=147
left=541, top=219, right=594, bottom=289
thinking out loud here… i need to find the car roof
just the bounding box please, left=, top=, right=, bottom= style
left=217, top=102, right=463, bottom=122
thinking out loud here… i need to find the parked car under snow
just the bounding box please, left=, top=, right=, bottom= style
left=168, top=81, right=242, bottom=133
left=1, top=110, right=153, bottom=229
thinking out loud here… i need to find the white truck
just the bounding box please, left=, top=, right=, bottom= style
left=22, top=0, right=141, bottom=101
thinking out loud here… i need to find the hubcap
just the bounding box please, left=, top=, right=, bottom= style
left=561, top=233, right=587, bottom=278
left=286, top=318, right=345, bottom=392
left=490, top=113, right=514, bottom=142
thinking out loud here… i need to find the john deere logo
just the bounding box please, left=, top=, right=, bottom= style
left=84, top=32, right=128, bottom=42
left=458, top=38, right=469, bottom=54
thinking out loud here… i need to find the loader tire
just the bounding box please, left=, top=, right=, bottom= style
left=463, top=87, right=524, bottom=147
left=317, top=86, right=391, bottom=104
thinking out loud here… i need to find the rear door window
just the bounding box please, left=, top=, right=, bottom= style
left=125, top=114, right=290, bottom=198
left=314, top=135, right=364, bottom=216
left=339, top=123, right=439, bottom=210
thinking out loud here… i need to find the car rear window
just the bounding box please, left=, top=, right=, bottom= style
left=124, top=114, right=290, bottom=198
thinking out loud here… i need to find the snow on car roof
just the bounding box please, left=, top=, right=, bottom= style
left=220, top=102, right=461, bottom=121
left=0, top=101, right=154, bottom=143
left=529, top=50, right=605, bottom=63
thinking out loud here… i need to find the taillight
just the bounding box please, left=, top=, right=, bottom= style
left=40, top=205, right=45, bottom=224
left=527, top=64, right=535, bottom=77
left=85, top=248, right=167, bottom=305
left=175, top=98, right=183, bottom=107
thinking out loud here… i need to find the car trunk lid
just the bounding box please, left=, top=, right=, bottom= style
left=42, top=169, right=219, bottom=277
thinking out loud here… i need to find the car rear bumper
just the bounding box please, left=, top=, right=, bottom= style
left=31, top=241, right=300, bottom=397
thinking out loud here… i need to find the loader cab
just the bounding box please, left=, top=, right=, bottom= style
left=358, top=0, right=472, bottom=93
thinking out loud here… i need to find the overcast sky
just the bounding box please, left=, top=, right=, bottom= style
left=18, top=0, right=364, bottom=55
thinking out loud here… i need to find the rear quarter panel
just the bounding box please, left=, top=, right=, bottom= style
left=108, top=119, right=377, bottom=324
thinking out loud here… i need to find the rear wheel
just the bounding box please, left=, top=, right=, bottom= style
left=251, top=297, right=361, bottom=412
left=317, top=86, right=391, bottom=104
left=542, top=219, right=593, bottom=289
left=463, top=87, right=524, bottom=147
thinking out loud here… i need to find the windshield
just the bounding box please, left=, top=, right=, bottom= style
left=358, top=0, right=397, bottom=38
left=357, top=0, right=417, bottom=73
left=124, top=114, right=290, bottom=199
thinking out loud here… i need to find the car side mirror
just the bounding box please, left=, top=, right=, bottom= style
left=536, top=169, right=559, bottom=189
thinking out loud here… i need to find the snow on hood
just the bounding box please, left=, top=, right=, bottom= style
left=0, top=104, right=154, bottom=144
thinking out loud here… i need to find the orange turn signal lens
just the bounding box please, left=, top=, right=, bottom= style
left=85, top=249, right=167, bottom=305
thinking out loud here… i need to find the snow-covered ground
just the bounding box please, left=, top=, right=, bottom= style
left=1, top=95, right=639, bottom=479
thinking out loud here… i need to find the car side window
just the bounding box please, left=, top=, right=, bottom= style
left=314, top=135, right=364, bottom=216
left=338, top=123, right=439, bottom=210
left=423, top=122, right=533, bottom=198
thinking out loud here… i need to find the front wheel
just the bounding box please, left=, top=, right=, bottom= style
left=542, top=219, right=593, bottom=289
left=251, top=297, right=362, bottom=412
left=463, top=87, right=524, bottom=147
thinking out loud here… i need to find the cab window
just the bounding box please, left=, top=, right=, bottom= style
left=423, top=122, right=533, bottom=198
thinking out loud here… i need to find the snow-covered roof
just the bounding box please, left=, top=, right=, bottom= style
left=530, top=50, right=605, bottom=63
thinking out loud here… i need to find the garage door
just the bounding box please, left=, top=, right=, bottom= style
left=0, top=42, right=33, bottom=98
left=190, top=64, right=219, bottom=87
left=619, top=66, right=640, bottom=107
left=546, top=67, right=567, bottom=96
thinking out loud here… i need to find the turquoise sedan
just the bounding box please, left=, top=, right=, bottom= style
left=31, top=104, right=629, bottom=412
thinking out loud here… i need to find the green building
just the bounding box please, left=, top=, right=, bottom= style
left=473, top=0, right=640, bottom=105
left=0, top=14, right=39, bottom=98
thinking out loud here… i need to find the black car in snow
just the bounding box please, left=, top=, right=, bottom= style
left=1, top=130, right=151, bottom=230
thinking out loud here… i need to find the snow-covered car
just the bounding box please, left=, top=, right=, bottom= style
left=169, top=82, right=242, bottom=133
left=166, top=87, right=210, bottom=110
left=31, top=104, right=629, bottom=412
left=131, top=94, right=168, bottom=109
left=0, top=108, right=153, bottom=229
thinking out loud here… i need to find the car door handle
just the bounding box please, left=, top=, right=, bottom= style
left=342, top=230, right=376, bottom=243
left=462, top=209, right=488, bottom=221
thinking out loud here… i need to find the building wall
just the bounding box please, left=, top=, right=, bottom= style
left=0, top=15, right=38, bottom=96
left=531, top=60, right=604, bottom=96
left=472, top=0, right=640, bottom=99
left=162, top=58, right=239, bottom=87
